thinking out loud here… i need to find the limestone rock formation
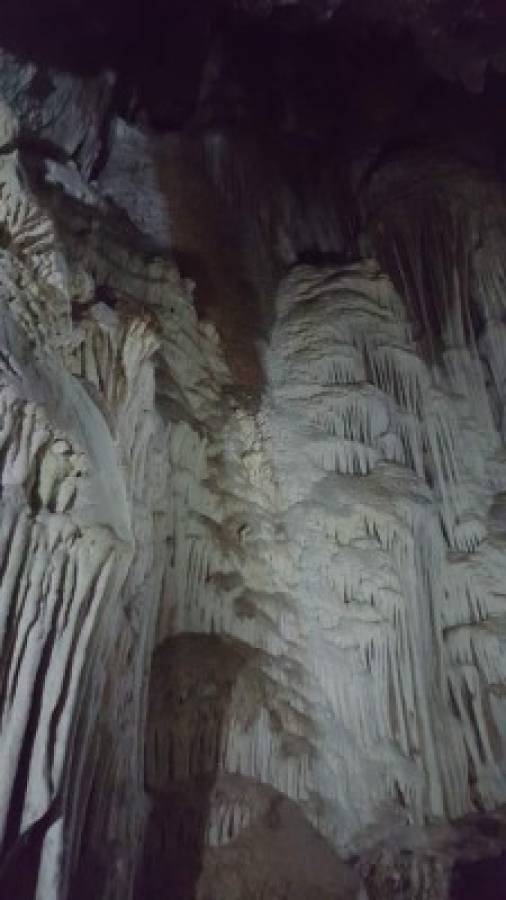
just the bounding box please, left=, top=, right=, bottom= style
left=0, top=5, right=506, bottom=900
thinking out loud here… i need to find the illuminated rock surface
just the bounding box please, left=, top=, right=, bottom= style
left=0, top=5, right=506, bottom=899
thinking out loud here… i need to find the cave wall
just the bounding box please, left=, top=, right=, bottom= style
left=0, top=7, right=506, bottom=900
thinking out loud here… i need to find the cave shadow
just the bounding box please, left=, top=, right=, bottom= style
left=450, top=850, right=506, bottom=900
left=152, top=135, right=269, bottom=396
left=0, top=0, right=219, bottom=132
left=136, top=777, right=216, bottom=900
left=134, top=632, right=253, bottom=900
left=296, top=249, right=351, bottom=267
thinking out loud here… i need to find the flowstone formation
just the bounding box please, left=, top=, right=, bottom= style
left=1, top=6, right=506, bottom=900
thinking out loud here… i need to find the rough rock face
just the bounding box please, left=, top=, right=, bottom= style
left=267, top=252, right=506, bottom=823
left=1, top=9, right=506, bottom=900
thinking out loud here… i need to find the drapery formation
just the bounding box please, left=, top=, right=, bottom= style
left=1, top=19, right=506, bottom=898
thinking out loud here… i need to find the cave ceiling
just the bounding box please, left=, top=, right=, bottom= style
left=3, top=0, right=506, bottom=119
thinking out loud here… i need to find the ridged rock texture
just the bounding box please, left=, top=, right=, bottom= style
left=1, top=7, right=506, bottom=900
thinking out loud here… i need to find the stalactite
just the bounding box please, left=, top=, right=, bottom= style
left=1, top=34, right=506, bottom=899
left=264, top=252, right=506, bottom=849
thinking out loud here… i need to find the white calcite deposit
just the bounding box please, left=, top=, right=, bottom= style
left=265, top=258, right=506, bottom=835
left=0, top=65, right=506, bottom=900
